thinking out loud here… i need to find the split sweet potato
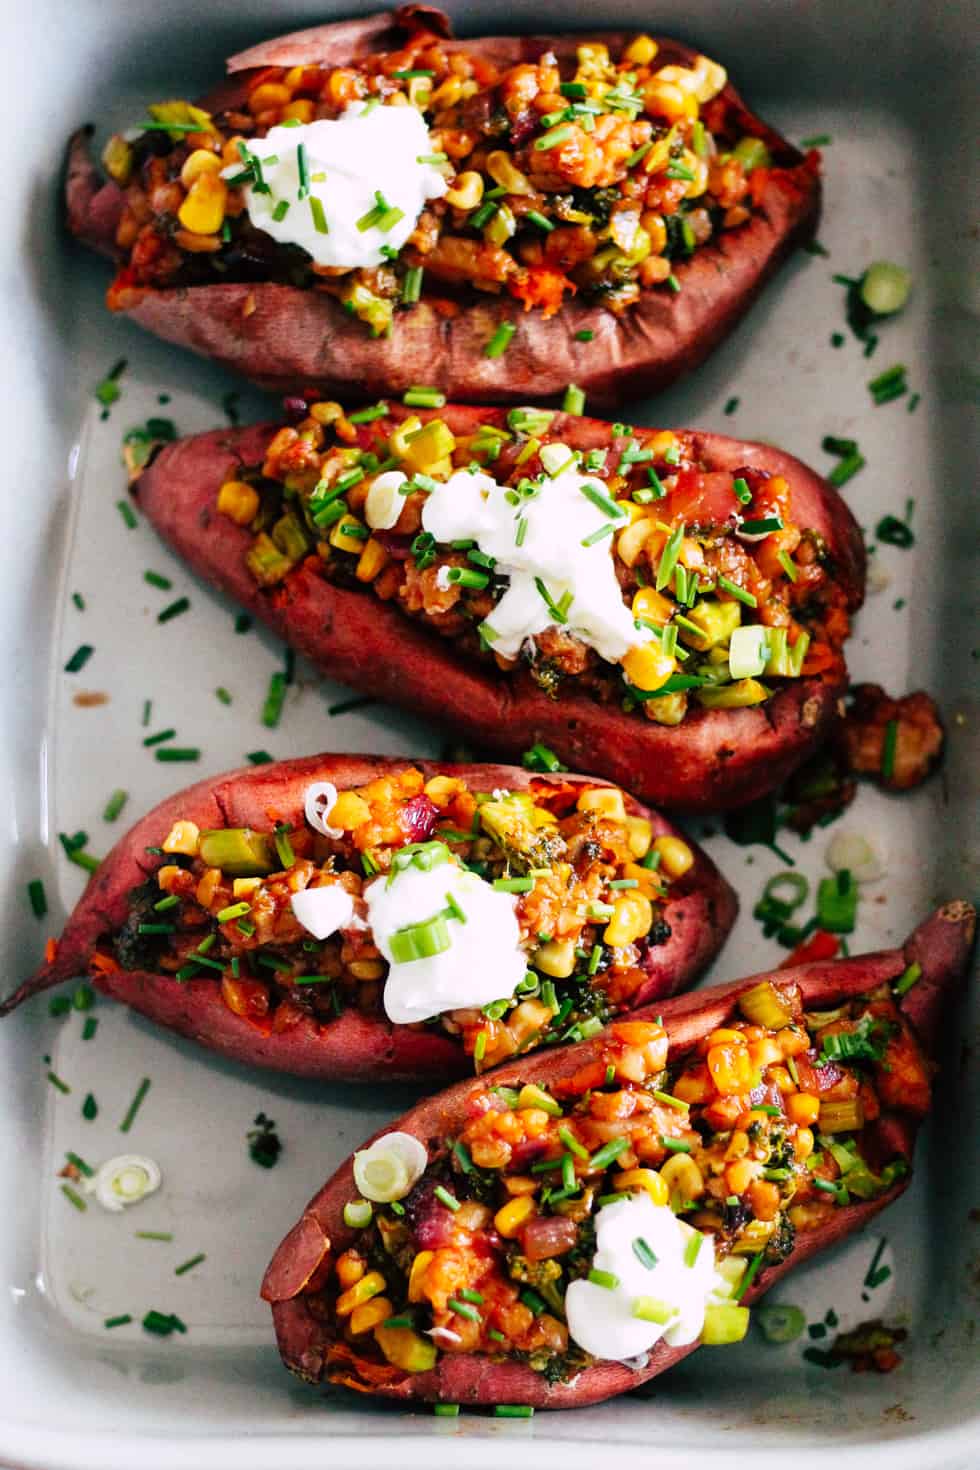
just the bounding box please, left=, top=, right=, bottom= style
left=65, top=6, right=821, bottom=405
left=135, top=405, right=865, bottom=812
left=1, top=756, right=735, bottom=1082
left=262, top=901, right=975, bottom=1408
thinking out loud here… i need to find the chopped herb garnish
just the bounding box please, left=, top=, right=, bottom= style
left=104, top=1314, right=133, bottom=1329
left=484, top=322, right=516, bottom=358
left=60, top=1184, right=87, bottom=1212
left=116, top=500, right=138, bottom=529
left=155, top=747, right=200, bottom=762
left=262, top=670, right=287, bottom=728
left=119, top=1077, right=151, bottom=1134
left=48, top=1071, right=71, bottom=1094
left=64, top=644, right=94, bottom=674
left=175, top=1253, right=206, bottom=1276
left=248, top=1112, right=282, bottom=1168
left=27, top=878, right=47, bottom=919
left=246, top=749, right=274, bottom=765
left=102, top=789, right=128, bottom=823
left=157, top=596, right=190, bottom=624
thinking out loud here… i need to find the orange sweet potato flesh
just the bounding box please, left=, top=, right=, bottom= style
left=0, top=757, right=736, bottom=1083
left=64, top=6, right=821, bottom=406
left=262, top=901, right=975, bottom=1408
left=134, top=406, right=865, bottom=812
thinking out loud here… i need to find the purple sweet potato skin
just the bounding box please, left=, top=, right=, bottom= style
left=134, top=407, right=865, bottom=813
left=64, top=8, right=821, bottom=406
left=263, top=901, right=975, bottom=1408
left=1, top=757, right=736, bottom=1083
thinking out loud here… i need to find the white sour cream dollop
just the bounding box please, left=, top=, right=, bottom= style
left=290, top=884, right=355, bottom=940
left=565, top=1194, right=724, bottom=1361
left=418, top=451, right=652, bottom=662
left=364, top=856, right=526, bottom=1024
left=230, top=105, right=447, bottom=269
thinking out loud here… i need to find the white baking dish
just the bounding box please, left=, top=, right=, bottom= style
left=1, top=1, right=977, bottom=1466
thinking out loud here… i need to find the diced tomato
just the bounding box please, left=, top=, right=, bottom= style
left=664, top=469, right=740, bottom=526
left=509, top=266, right=575, bottom=318
left=780, top=929, right=840, bottom=967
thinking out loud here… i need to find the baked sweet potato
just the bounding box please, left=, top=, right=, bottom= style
left=66, top=6, right=821, bottom=405
left=2, top=756, right=735, bottom=1082
left=262, top=901, right=974, bottom=1408
left=135, top=403, right=865, bottom=812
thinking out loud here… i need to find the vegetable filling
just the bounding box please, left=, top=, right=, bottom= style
left=99, top=768, right=697, bottom=1070
left=103, top=25, right=815, bottom=334
left=218, top=405, right=854, bottom=725
left=313, top=981, right=929, bottom=1384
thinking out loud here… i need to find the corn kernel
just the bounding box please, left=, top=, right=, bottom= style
left=445, top=171, right=484, bottom=210
left=503, top=1175, right=539, bottom=1197
left=748, top=1037, right=784, bottom=1072
left=162, top=820, right=200, bottom=857
left=691, top=55, right=727, bottom=103
left=494, top=1195, right=537, bottom=1238
left=350, top=1296, right=393, bottom=1335
left=651, top=834, right=694, bottom=879
left=786, top=1093, right=821, bottom=1127
left=177, top=172, right=227, bottom=235
left=329, top=513, right=369, bottom=554
left=616, top=515, right=654, bottom=566
left=348, top=959, right=385, bottom=982
left=621, top=643, right=675, bottom=694
left=707, top=1028, right=747, bottom=1049
left=355, top=536, right=389, bottom=583
left=660, top=1153, right=705, bottom=1200
left=282, top=98, right=315, bottom=123
left=335, top=1250, right=366, bottom=1290
left=330, top=791, right=371, bottom=831
left=673, top=1067, right=713, bottom=1104
left=423, top=775, right=464, bottom=807
left=336, top=1269, right=386, bottom=1317
left=179, top=148, right=221, bottom=189
left=644, top=79, right=698, bottom=122
left=534, top=938, right=577, bottom=978
left=407, top=1250, right=434, bottom=1302
left=248, top=82, right=292, bottom=114
left=217, top=479, right=260, bottom=525
left=724, top=1159, right=761, bottom=1196
left=604, top=891, right=654, bottom=948
left=576, top=786, right=627, bottom=823
left=631, top=587, right=673, bottom=626
left=486, top=150, right=535, bottom=196
left=625, top=815, right=653, bottom=859
left=624, top=34, right=658, bottom=66
left=794, top=1127, right=815, bottom=1161
left=613, top=1167, right=669, bottom=1206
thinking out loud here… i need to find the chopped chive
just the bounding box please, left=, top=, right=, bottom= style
left=778, top=550, right=798, bottom=583
left=141, top=1310, right=186, bottom=1337
left=587, top=1137, right=630, bottom=1171
left=246, top=750, right=274, bottom=765
left=581, top=522, right=614, bottom=548
left=175, top=1253, right=206, bottom=1276
left=893, top=960, right=922, bottom=998
left=733, top=477, right=753, bottom=505
left=307, top=194, right=328, bottom=234
left=157, top=596, right=190, bottom=624
left=494, top=1405, right=533, bottom=1419
left=484, top=323, right=516, bottom=358
left=434, top=1185, right=460, bottom=1212
left=525, top=209, right=554, bottom=234
left=296, top=141, right=309, bottom=197
left=881, top=719, right=898, bottom=781
left=347, top=401, right=389, bottom=424
left=632, top=1237, right=658, bottom=1270
left=262, top=671, right=287, bottom=728
left=216, top=901, right=251, bottom=924
left=120, top=1077, right=151, bottom=1134
left=652, top=1089, right=688, bottom=1111
left=104, top=1314, right=132, bottom=1329
left=66, top=1150, right=94, bottom=1177
left=274, top=826, right=296, bottom=869
left=401, top=265, right=423, bottom=303
left=655, top=523, right=685, bottom=592
left=402, top=386, right=446, bottom=408
left=626, top=140, right=653, bottom=167
left=143, top=728, right=176, bottom=747
left=579, top=479, right=625, bottom=520
left=82, top=1017, right=98, bottom=1041
left=137, top=922, right=176, bottom=935
left=143, top=571, right=173, bottom=591
left=116, top=500, right=138, bottom=529
left=448, top=1297, right=481, bottom=1322
left=562, top=383, right=585, bottom=415
left=733, top=1251, right=765, bottom=1301
left=660, top=1136, right=692, bottom=1154
left=828, top=451, right=865, bottom=488
left=64, top=644, right=94, bottom=674
left=492, top=876, right=534, bottom=894
left=272, top=199, right=290, bottom=222
left=136, top=1230, right=174, bottom=1242
left=155, top=747, right=200, bottom=762
left=717, top=575, right=758, bottom=608
left=588, top=1268, right=620, bottom=1290
left=27, top=878, right=47, bottom=918
left=535, top=124, right=573, bottom=151
left=666, top=273, right=681, bottom=293
left=684, top=1230, right=703, bottom=1267
left=72, top=591, right=86, bottom=610
left=739, top=517, right=783, bottom=536
left=61, top=1184, right=87, bottom=1212
left=102, top=789, right=128, bottom=822
left=433, top=1403, right=460, bottom=1417
left=446, top=566, right=491, bottom=590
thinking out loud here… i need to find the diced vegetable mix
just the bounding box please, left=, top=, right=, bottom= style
left=217, top=405, right=852, bottom=726
left=309, top=983, right=926, bottom=1383
left=97, top=768, right=694, bottom=1070
left=103, top=30, right=810, bottom=332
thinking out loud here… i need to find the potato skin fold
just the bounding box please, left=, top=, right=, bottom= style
left=0, top=757, right=736, bottom=1082
left=133, top=407, right=865, bottom=812
left=64, top=8, right=821, bottom=406
left=262, top=901, right=975, bottom=1407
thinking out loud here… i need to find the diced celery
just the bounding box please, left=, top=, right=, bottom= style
left=679, top=600, right=742, bottom=651
left=702, top=1302, right=750, bottom=1344
left=198, top=828, right=277, bottom=877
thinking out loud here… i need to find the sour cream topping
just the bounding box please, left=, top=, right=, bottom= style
left=290, top=883, right=355, bottom=940
left=410, top=450, right=652, bottom=662
left=564, top=1194, right=724, bottom=1361
left=229, top=105, right=448, bottom=269
left=364, top=856, right=527, bottom=1024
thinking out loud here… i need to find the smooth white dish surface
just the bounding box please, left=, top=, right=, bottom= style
left=0, top=2, right=977, bottom=1468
